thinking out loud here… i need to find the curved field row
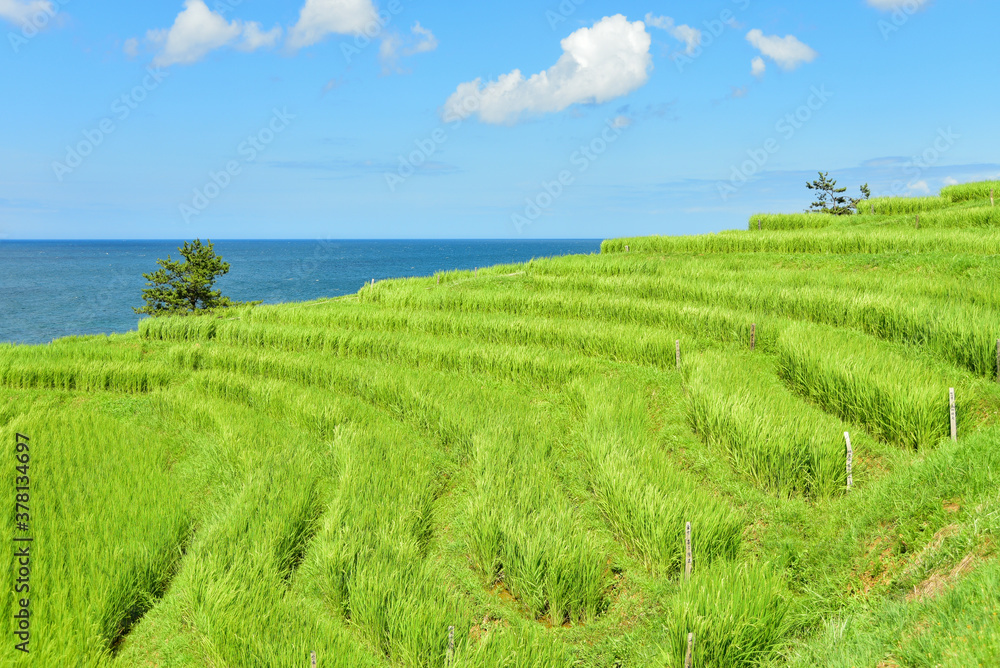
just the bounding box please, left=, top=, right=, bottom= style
left=776, top=323, right=978, bottom=450
left=0, top=358, right=172, bottom=393
left=685, top=350, right=860, bottom=498
left=368, top=265, right=1000, bottom=378
left=7, top=182, right=1000, bottom=666
left=601, top=228, right=1000, bottom=255
left=175, top=342, right=748, bottom=578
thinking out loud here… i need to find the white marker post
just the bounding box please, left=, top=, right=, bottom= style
left=685, top=521, right=692, bottom=580
left=950, top=388, right=957, bottom=442
left=844, top=432, right=853, bottom=491
left=676, top=340, right=681, bottom=369
left=685, top=633, right=694, bottom=668
left=311, top=651, right=317, bottom=668
left=447, top=626, right=455, bottom=665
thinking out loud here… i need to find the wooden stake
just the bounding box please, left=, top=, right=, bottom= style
left=370, top=278, right=375, bottom=287
left=871, top=203, right=875, bottom=214
left=685, top=632, right=694, bottom=668
left=844, top=432, right=853, bottom=491
left=676, top=340, right=681, bottom=369
left=685, top=521, right=692, bottom=580
left=950, top=388, right=957, bottom=442
left=311, top=651, right=317, bottom=668
left=996, top=338, right=999, bottom=384
left=447, top=626, right=455, bottom=665
left=915, top=214, right=920, bottom=229
left=750, top=323, right=756, bottom=351
left=625, top=244, right=630, bottom=252
left=757, top=218, right=761, bottom=230
left=436, top=275, right=440, bottom=285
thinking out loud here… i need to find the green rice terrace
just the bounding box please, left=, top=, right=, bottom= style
left=4, top=179, right=1000, bottom=667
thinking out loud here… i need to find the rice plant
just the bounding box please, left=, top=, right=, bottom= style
left=941, top=179, right=1000, bottom=203
left=747, top=213, right=846, bottom=231
left=5, top=185, right=1000, bottom=665
left=685, top=350, right=855, bottom=498
left=857, top=196, right=950, bottom=215
left=656, top=561, right=796, bottom=668
left=602, top=228, right=1000, bottom=256
left=570, top=375, right=744, bottom=574
left=775, top=323, right=967, bottom=449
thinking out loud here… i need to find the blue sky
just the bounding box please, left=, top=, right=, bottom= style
left=1, top=0, right=995, bottom=240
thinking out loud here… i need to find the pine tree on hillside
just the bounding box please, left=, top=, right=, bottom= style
left=134, top=239, right=250, bottom=316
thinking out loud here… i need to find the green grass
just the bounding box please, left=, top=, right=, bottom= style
left=686, top=350, right=857, bottom=498
left=603, top=227, right=1000, bottom=255
left=858, top=196, right=951, bottom=215
left=2, top=179, right=1000, bottom=666
left=747, top=213, right=849, bottom=231
left=657, top=561, right=796, bottom=667
left=941, top=179, right=1000, bottom=203
left=774, top=323, right=979, bottom=450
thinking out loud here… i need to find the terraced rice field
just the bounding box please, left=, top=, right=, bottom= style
left=3, top=182, right=1000, bottom=666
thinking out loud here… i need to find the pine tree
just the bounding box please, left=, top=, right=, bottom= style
left=134, top=239, right=244, bottom=316
left=806, top=173, right=870, bottom=215
left=806, top=172, right=850, bottom=214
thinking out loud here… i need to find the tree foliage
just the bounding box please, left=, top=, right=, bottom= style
left=806, top=172, right=870, bottom=215
left=134, top=239, right=251, bottom=316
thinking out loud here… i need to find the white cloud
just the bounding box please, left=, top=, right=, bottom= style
left=611, top=115, right=632, bottom=129
left=123, top=37, right=140, bottom=58
left=867, top=0, right=931, bottom=9
left=0, top=0, right=51, bottom=26
left=943, top=176, right=959, bottom=186
left=443, top=15, right=652, bottom=125
left=287, top=0, right=378, bottom=49
left=907, top=180, right=930, bottom=194
left=379, top=21, right=438, bottom=73
left=379, top=33, right=402, bottom=72
left=145, top=0, right=281, bottom=67
left=405, top=21, right=437, bottom=56
left=645, top=13, right=701, bottom=54
left=745, top=29, right=817, bottom=70
left=238, top=22, right=283, bottom=51
left=751, top=56, right=766, bottom=78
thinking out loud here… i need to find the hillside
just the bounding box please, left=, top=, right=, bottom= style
left=3, top=180, right=1000, bottom=667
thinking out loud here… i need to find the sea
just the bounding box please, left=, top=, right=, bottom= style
left=0, top=240, right=602, bottom=346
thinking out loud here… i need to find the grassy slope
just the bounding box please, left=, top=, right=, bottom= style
left=2, top=185, right=1000, bottom=667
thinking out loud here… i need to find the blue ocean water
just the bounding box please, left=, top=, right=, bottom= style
left=0, top=240, right=602, bottom=345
